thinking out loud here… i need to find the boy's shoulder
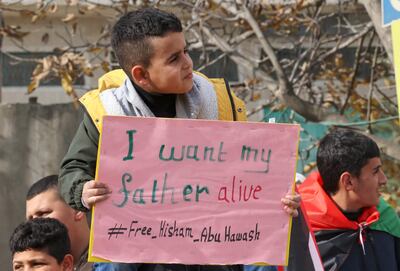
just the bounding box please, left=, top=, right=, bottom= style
left=79, top=70, right=127, bottom=132
left=97, top=69, right=127, bottom=92
left=371, top=198, right=400, bottom=238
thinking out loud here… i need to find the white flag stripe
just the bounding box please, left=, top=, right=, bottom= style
left=308, top=233, right=324, bottom=271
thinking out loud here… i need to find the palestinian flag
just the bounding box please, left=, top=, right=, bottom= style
left=298, top=171, right=400, bottom=270
left=245, top=191, right=324, bottom=271
left=283, top=191, right=324, bottom=271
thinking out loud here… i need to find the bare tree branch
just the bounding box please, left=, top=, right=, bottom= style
left=340, top=35, right=365, bottom=114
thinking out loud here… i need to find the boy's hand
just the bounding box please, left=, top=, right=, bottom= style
left=281, top=192, right=301, bottom=217
left=82, top=180, right=112, bottom=209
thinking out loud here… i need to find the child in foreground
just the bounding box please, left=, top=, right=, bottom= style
left=59, top=7, right=300, bottom=271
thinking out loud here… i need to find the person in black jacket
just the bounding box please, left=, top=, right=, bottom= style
left=298, top=129, right=400, bottom=271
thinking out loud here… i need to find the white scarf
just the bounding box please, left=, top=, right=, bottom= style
left=99, top=73, right=218, bottom=120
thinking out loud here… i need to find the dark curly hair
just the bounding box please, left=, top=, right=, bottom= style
left=9, top=217, right=71, bottom=263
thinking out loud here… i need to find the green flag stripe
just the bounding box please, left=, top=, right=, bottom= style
left=371, top=198, right=400, bottom=238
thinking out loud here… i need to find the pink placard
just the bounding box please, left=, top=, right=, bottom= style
left=90, top=116, right=300, bottom=265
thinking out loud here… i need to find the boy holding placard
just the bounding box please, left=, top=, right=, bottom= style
left=59, top=7, right=300, bottom=269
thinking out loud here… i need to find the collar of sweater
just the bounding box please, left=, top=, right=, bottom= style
left=99, top=73, right=218, bottom=120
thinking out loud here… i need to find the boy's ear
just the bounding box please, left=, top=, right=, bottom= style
left=61, top=254, right=74, bottom=271
left=339, top=172, right=354, bottom=191
left=131, top=65, right=149, bottom=87
left=74, top=210, right=85, bottom=222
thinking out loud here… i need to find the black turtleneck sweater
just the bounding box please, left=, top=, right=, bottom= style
left=132, top=81, right=177, bottom=118
left=343, top=209, right=363, bottom=222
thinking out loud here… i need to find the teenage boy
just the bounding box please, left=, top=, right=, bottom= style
left=10, top=217, right=74, bottom=271
left=26, top=175, right=136, bottom=271
left=59, top=8, right=300, bottom=270
left=298, top=129, right=400, bottom=271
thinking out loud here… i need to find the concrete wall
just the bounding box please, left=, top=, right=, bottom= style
left=0, top=102, right=81, bottom=269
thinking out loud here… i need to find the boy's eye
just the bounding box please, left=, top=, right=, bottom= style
left=36, top=210, right=52, bottom=218
left=33, top=262, right=46, bottom=267
left=13, top=264, right=22, bottom=270
left=372, top=166, right=381, bottom=174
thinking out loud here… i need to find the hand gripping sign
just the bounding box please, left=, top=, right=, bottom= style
left=89, top=116, right=300, bottom=265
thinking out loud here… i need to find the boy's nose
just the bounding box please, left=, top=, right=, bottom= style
left=183, top=53, right=193, bottom=69
left=379, top=171, right=387, bottom=186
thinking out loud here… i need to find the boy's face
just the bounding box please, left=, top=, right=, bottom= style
left=12, top=249, right=73, bottom=271
left=26, top=189, right=76, bottom=225
left=141, top=31, right=193, bottom=94
left=26, top=189, right=80, bottom=246
left=350, top=157, right=387, bottom=208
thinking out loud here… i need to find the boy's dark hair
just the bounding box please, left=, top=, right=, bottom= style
left=317, top=129, right=380, bottom=195
left=26, top=175, right=59, bottom=201
left=9, top=217, right=71, bottom=263
left=111, top=8, right=183, bottom=78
